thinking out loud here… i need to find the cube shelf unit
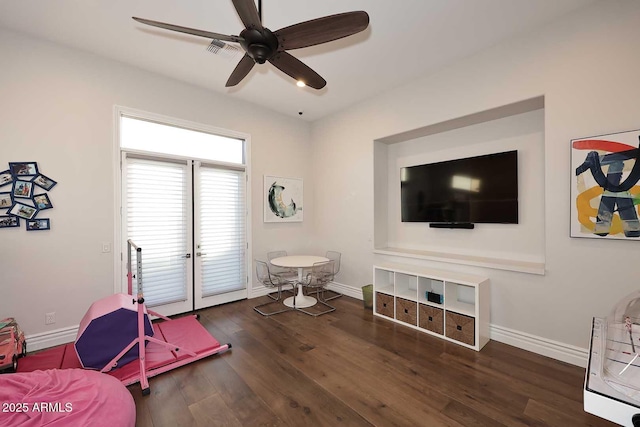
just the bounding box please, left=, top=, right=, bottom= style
left=373, top=262, right=490, bottom=351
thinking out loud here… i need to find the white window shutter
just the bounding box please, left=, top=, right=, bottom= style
left=126, top=157, right=189, bottom=306
left=198, top=165, right=246, bottom=297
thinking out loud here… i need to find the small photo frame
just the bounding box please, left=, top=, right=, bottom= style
left=0, top=192, right=12, bottom=210
left=32, top=173, right=57, bottom=191
left=0, top=170, right=13, bottom=188
left=0, top=215, right=20, bottom=228
left=26, top=218, right=50, bottom=231
left=12, top=179, right=34, bottom=199
left=33, top=193, right=53, bottom=210
left=8, top=162, right=38, bottom=177
left=8, top=202, right=38, bottom=220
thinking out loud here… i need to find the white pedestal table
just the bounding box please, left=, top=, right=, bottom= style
left=270, top=255, right=329, bottom=308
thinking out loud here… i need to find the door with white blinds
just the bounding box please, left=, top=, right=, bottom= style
left=194, top=162, right=247, bottom=309
left=123, top=154, right=247, bottom=316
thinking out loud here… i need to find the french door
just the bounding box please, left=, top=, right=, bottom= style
left=194, top=161, right=247, bottom=309
left=122, top=153, right=247, bottom=316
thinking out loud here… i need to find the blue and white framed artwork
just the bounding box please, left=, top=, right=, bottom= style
left=264, top=175, right=303, bottom=223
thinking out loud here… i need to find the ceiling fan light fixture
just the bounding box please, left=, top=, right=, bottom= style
left=296, top=80, right=306, bottom=87
left=133, top=1, right=369, bottom=89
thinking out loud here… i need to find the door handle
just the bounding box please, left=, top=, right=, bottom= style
left=196, top=252, right=207, bottom=257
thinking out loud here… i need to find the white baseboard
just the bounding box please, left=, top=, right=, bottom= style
left=326, top=281, right=364, bottom=300
left=248, top=284, right=272, bottom=299
left=26, top=288, right=589, bottom=368
left=26, top=325, right=78, bottom=353
left=489, top=323, right=588, bottom=367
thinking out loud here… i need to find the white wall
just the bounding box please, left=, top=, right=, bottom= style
left=0, top=28, right=313, bottom=339
left=311, top=0, right=640, bottom=355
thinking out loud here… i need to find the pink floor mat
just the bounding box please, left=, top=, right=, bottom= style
left=17, top=315, right=223, bottom=386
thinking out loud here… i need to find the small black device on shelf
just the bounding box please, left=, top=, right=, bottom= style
left=426, top=291, right=443, bottom=304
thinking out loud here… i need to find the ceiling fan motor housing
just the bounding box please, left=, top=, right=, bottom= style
left=239, top=27, right=279, bottom=64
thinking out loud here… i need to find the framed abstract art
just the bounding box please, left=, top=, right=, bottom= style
left=571, top=128, right=640, bottom=240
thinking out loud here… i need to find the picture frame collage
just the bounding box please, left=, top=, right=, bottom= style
left=0, top=162, right=56, bottom=231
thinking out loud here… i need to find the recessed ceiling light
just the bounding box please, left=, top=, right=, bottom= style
left=296, top=81, right=306, bottom=88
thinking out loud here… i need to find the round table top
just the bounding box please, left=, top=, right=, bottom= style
left=270, top=255, right=329, bottom=268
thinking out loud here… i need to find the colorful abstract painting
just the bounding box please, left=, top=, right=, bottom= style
left=263, top=175, right=303, bottom=223
left=571, top=129, right=640, bottom=239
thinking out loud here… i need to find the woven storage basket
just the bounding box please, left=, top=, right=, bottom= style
left=375, top=292, right=394, bottom=318
left=418, top=304, right=444, bottom=335
left=445, top=312, right=475, bottom=346
left=395, top=297, right=417, bottom=326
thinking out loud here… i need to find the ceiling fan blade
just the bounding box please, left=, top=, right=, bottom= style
left=274, top=11, right=369, bottom=50
left=132, top=17, right=243, bottom=43
left=268, top=51, right=326, bottom=90
left=232, top=0, right=262, bottom=29
left=226, top=54, right=256, bottom=87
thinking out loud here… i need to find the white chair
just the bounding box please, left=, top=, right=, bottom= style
left=254, top=260, right=295, bottom=316
left=298, top=261, right=336, bottom=317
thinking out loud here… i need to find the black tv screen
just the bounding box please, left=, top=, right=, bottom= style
left=400, top=150, right=518, bottom=224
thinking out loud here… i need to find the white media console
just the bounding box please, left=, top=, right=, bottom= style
left=373, top=262, right=490, bottom=351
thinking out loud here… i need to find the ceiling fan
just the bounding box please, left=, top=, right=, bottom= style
left=133, top=0, right=370, bottom=90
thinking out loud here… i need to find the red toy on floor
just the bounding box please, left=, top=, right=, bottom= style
left=0, top=317, right=26, bottom=373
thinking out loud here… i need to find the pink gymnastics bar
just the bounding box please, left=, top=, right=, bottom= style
left=97, top=240, right=231, bottom=395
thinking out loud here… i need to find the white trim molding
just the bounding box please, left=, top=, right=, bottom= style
left=489, top=323, right=588, bottom=367
left=26, top=325, right=78, bottom=353
left=326, top=281, right=363, bottom=300
left=248, top=283, right=275, bottom=299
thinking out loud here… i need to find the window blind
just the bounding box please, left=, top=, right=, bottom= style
left=198, top=165, right=246, bottom=297
left=126, top=157, right=189, bottom=306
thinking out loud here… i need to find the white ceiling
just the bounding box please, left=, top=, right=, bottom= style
left=0, top=0, right=597, bottom=121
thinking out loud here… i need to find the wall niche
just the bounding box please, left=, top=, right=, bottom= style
left=373, top=97, right=546, bottom=275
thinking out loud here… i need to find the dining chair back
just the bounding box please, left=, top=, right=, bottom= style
left=254, top=260, right=294, bottom=316
left=298, top=261, right=335, bottom=317
left=267, top=250, right=287, bottom=261
left=267, top=250, right=298, bottom=285
left=326, top=251, right=341, bottom=275
left=322, top=251, right=342, bottom=301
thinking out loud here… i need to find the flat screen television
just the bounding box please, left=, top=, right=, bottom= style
left=400, top=150, right=518, bottom=224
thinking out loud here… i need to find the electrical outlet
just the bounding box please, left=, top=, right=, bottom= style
left=45, top=312, right=55, bottom=325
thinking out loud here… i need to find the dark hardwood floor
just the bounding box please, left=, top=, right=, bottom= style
left=129, top=295, right=615, bottom=427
